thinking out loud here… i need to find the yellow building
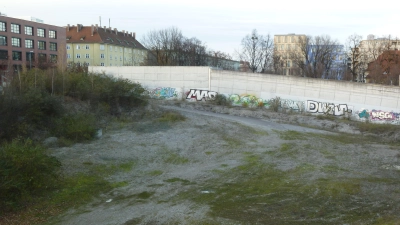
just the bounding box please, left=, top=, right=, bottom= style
left=66, top=24, right=148, bottom=67
left=274, top=33, right=306, bottom=75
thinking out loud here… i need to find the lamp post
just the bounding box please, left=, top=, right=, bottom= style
left=29, top=51, right=33, bottom=70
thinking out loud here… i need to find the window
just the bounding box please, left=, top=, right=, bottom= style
left=84, top=62, right=89, bottom=66
left=120, top=47, right=122, bottom=52
left=0, top=22, right=6, bottom=32
left=76, top=54, right=81, bottom=58
left=50, top=42, right=57, bottom=51
left=0, top=50, right=7, bottom=60
left=37, top=28, right=45, bottom=37
left=12, top=51, right=22, bottom=60
left=66, top=44, right=71, bottom=50
left=25, top=39, right=33, bottom=48
left=0, top=36, right=6, bottom=46
left=85, top=45, right=89, bottom=49
left=110, top=55, right=112, bottom=60
left=120, top=56, right=122, bottom=61
left=76, top=45, right=80, bottom=50
left=50, top=54, right=57, bottom=62
left=85, top=54, right=90, bottom=58
left=38, top=41, right=46, bottom=50
left=100, top=45, right=104, bottom=50
left=115, top=56, right=117, bottom=60
left=12, top=38, right=21, bottom=47
left=100, top=63, right=104, bottom=66
left=26, top=52, right=34, bottom=62
left=23, top=27, right=33, bottom=36
left=109, top=46, right=112, bottom=51
left=110, top=63, right=112, bottom=66
left=11, top=24, right=20, bottom=33
left=67, top=54, right=71, bottom=59
left=49, top=30, right=56, bottom=39
left=100, top=53, right=105, bottom=58
left=39, top=53, right=46, bottom=62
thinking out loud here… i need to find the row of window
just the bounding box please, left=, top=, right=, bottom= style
left=67, top=44, right=130, bottom=53
left=0, top=21, right=57, bottom=38
left=67, top=53, right=126, bottom=61
left=9, top=51, right=57, bottom=62
left=0, top=36, right=57, bottom=50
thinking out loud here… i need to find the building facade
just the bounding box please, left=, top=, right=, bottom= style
left=274, top=33, right=306, bottom=75
left=66, top=24, right=148, bottom=67
left=0, top=15, right=66, bottom=75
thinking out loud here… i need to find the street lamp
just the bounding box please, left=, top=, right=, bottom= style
left=29, top=51, right=33, bottom=70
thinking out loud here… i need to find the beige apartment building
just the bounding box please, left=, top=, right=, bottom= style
left=274, top=33, right=306, bottom=75
left=66, top=24, right=148, bottom=67
left=359, top=35, right=400, bottom=62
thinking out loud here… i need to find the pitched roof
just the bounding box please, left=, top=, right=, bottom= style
left=66, top=24, right=147, bottom=50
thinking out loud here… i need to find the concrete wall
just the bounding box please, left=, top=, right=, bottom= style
left=89, top=66, right=400, bottom=123
left=90, top=66, right=210, bottom=89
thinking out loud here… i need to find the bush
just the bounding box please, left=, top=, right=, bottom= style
left=0, top=89, right=64, bottom=141
left=214, top=94, right=231, bottom=106
left=268, top=97, right=281, bottom=112
left=52, top=113, right=98, bottom=142
left=0, top=139, right=61, bottom=212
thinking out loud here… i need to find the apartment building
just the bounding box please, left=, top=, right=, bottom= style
left=66, top=24, right=148, bottom=67
left=0, top=14, right=66, bottom=74
left=274, top=33, right=306, bottom=75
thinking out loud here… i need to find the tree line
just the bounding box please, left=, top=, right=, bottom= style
left=140, top=27, right=399, bottom=85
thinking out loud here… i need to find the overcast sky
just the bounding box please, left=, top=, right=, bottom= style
left=2, top=0, right=400, bottom=58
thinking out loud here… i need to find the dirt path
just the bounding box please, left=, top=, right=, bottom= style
left=49, top=101, right=400, bottom=225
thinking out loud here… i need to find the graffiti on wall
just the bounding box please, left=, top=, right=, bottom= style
left=146, top=87, right=180, bottom=99
left=228, top=94, right=270, bottom=107
left=280, top=99, right=305, bottom=111
left=307, top=100, right=352, bottom=116
left=186, top=89, right=217, bottom=101
left=358, top=109, right=400, bottom=122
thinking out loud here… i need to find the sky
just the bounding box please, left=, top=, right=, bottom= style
left=2, top=0, right=400, bottom=59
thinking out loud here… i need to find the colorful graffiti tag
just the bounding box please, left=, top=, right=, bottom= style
left=146, top=87, right=180, bottom=99
left=229, top=94, right=267, bottom=107
left=186, top=89, right=217, bottom=101
left=358, top=109, right=400, bottom=122
left=307, top=100, right=352, bottom=116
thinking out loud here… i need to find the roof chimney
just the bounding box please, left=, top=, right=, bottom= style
left=67, top=24, right=70, bottom=31
left=122, top=30, right=125, bottom=36
left=114, top=28, right=117, bottom=35
left=95, top=24, right=98, bottom=31
left=133, top=32, right=136, bottom=39
left=104, top=26, right=106, bottom=31
left=77, top=24, right=83, bottom=32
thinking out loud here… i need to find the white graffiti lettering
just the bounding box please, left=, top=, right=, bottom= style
left=186, top=89, right=217, bottom=101
left=307, top=100, right=352, bottom=116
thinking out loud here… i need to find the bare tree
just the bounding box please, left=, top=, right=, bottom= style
left=346, top=34, right=364, bottom=82
left=237, top=29, right=273, bottom=73
left=289, top=35, right=340, bottom=79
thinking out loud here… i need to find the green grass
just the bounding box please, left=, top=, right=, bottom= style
left=156, top=111, right=186, bottom=123
left=176, top=158, right=400, bottom=224
left=275, top=130, right=308, bottom=140
left=164, top=177, right=191, bottom=185
left=148, top=170, right=163, bottom=176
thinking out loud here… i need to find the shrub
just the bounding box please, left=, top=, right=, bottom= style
left=0, top=139, right=61, bottom=212
left=52, top=113, right=97, bottom=142
left=214, top=94, right=231, bottom=106
left=268, top=97, right=281, bottom=112
left=0, top=89, right=64, bottom=141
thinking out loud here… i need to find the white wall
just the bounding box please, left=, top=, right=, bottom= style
left=90, top=66, right=210, bottom=89
left=89, top=66, right=400, bottom=123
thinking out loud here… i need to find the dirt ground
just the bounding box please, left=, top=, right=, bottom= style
left=49, top=100, right=400, bottom=225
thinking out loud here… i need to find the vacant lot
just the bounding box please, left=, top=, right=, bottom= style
left=47, top=101, right=400, bottom=225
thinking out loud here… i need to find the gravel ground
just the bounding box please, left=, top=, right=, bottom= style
left=49, top=100, right=400, bottom=225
